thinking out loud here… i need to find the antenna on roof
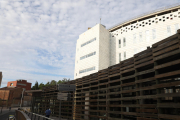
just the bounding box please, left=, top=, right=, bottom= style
left=100, top=18, right=101, bottom=24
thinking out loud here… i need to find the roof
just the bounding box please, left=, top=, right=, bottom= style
left=108, top=4, right=180, bottom=32
left=25, top=90, right=42, bottom=93
left=0, top=87, right=22, bottom=90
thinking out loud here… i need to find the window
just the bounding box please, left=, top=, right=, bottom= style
left=123, top=37, right=126, bottom=47
left=119, top=39, right=121, bottom=48
left=134, top=48, right=137, bottom=54
left=145, top=30, right=150, bottom=42
left=79, top=66, right=95, bottom=74
left=139, top=32, right=142, bottom=42
left=167, top=25, right=171, bottom=37
left=81, top=38, right=96, bottom=47
left=119, top=53, right=121, bottom=62
left=152, top=29, right=156, bottom=39
left=80, top=51, right=96, bottom=60
left=174, top=23, right=179, bottom=33
left=124, top=52, right=126, bottom=60
left=133, top=34, right=136, bottom=43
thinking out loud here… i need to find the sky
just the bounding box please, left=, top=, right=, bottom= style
left=0, top=0, right=180, bottom=88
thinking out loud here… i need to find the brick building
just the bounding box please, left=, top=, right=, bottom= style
left=7, top=79, right=32, bottom=90
left=0, top=87, right=23, bottom=107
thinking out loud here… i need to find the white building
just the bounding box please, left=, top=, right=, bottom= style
left=74, top=5, right=180, bottom=79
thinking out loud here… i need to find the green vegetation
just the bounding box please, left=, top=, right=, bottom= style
left=31, top=78, right=70, bottom=90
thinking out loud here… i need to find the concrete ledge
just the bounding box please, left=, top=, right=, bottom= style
left=16, top=110, right=31, bottom=120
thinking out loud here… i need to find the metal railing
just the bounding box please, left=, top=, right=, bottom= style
left=18, top=108, right=54, bottom=120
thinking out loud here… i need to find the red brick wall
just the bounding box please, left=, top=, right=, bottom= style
left=7, top=81, right=17, bottom=87
left=7, top=80, right=32, bottom=90
left=0, top=90, right=10, bottom=100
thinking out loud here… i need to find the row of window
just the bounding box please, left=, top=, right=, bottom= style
left=79, top=66, right=95, bottom=74
left=167, top=24, right=179, bottom=37
left=118, top=38, right=126, bottom=48
left=81, top=38, right=96, bottom=47
left=133, top=29, right=156, bottom=43
left=80, top=51, right=96, bottom=60
left=118, top=24, right=179, bottom=48
left=119, top=52, right=126, bottom=62
left=116, top=12, right=180, bottom=34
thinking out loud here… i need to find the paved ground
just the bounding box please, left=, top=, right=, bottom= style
left=0, top=111, right=15, bottom=120
left=0, top=107, right=18, bottom=120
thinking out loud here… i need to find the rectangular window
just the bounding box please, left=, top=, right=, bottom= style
left=80, top=51, right=96, bottom=60
left=145, top=30, right=150, bottom=42
left=119, top=39, right=121, bottom=48
left=119, top=53, right=121, bottom=62
left=139, top=32, right=142, bottom=42
left=123, top=37, right=126, bottom=47
left=133, top=34, right=136, bottom=43
left=167, top=25, right=171, bottom=37
left=134, top=48, right=137, bottom=54
left=174, top=23, right=179, bottom=33
left=81, top=38, right=96, bottom=47
left=79, top=66, right=95, bottom=74
left=124, top=52, right=126, bottom=60
left=152, top=29, right=156, bottom=39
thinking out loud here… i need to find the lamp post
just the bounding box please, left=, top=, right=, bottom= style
left=20, top=88, right=25, bottom=108
left=1, top=87, right=6, bottom=113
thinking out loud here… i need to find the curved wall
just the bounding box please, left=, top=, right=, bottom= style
left=110, top=7, right=180, bottom=66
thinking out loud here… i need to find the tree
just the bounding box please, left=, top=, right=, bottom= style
left=34, top=81, right=39, bottom=90
left=38, top=83, right=45, bottom=90
left=57, top=78, right=70, bottom=84
left=31, top=82, right=36, bottom=90
left=57, top=80, right=63, bottom=84
left=45, top=81, right=50, bottom=87
left=50, top=80, right=57, bottom=85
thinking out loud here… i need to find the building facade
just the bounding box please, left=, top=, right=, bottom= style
left=0, top=72, right=2, bottom=87
left=74, top=24, right=110, bottom=79
left=0, top=87, right=23, bottom=107
left=74, top=5, right=180, bottom=79
left=7, top=79, right=32, bottom=90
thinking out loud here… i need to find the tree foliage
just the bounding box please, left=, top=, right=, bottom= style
left=31, top=78, right=71, bottom=90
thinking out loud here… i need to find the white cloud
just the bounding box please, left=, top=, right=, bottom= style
left=0, top=0, right=180, bottom=88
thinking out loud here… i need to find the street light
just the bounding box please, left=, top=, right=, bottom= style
left=20, top=88, right=25, bottom=108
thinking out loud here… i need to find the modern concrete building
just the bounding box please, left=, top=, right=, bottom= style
left=74, top=24, right=110, bottom=79
left=74, top=5, right=180, bottom=79
left=7, top=79, right=32, bottom=90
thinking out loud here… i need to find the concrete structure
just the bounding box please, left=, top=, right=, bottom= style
left=74, top=24, right=110, bottom=79
left=74, top=5, right=180, bottom=79
left=0, top=72, right=2, bottom=87
left=75, top=29, right=180, bottom=120
left=7, top=79, right=32, bottom=90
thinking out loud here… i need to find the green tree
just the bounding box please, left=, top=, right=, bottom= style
left=38, top=83, right=45, bottom=90
left=50, top=80, right=57, bottom=85
left=57, top=78, right=70, bottom=84
left=45, top=81, right=50, bottom=87
left=31, top=82, right=36, bottom=90
left=34, top=81, right=39, bottom=90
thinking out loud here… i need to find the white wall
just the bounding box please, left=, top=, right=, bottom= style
left=99, top=24, right=110, bottom=70
left=112, top=10, right=180, bottom=64
left=74, top=24, right=100, bottom=79
left=74, top=8, right=180, bottom=80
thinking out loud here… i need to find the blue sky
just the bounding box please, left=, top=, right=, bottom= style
left=0, top=0, right=180, bottom=87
